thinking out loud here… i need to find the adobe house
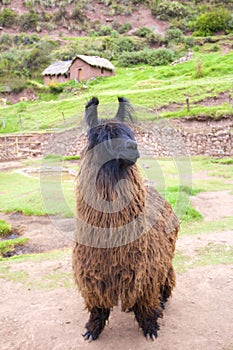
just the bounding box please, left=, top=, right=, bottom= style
left=42, top=55, right=115, bottom=85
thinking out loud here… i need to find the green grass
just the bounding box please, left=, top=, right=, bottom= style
left=0, top=219, right=11, bottom=236
left=0, top=237, right=28, bottom=256
left=0, top=266, right=29, bottom=283
left=174, top=241, right=233, bottom=274
left=180, top=216, right=233, bottom=236
left=0, top=170, right=75, bottom=217
left=173, top=250, right=192, bottom=274
left=1, top=51, right=233, bottom=133
left=0, top=248, right=70, bottom=263
left=193, top=242, right=233, bottom=267
left=0, top=248, right=74, bottom=289
left=1, top=156, right=232, bottom=220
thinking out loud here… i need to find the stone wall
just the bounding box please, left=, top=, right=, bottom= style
left=0, top=133, right=51, bottom=161
left=0, top=121, right=232, bottom=161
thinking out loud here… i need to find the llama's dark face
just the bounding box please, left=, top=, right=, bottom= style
left=87, top=121, right=140, bottom=167
left=84, top=97, right=140, bottom=168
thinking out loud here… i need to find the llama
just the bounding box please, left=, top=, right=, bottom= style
left=72, top=97, right=179, bottom=341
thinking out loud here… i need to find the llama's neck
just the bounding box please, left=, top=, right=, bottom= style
left=76, top=157, right=146, bottom=224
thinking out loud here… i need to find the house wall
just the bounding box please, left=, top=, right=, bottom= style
left=44, top=75, right=70, bottom=85
left=70, top=58, right=114, bottom=81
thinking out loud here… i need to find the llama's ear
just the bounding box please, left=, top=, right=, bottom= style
left=114, top=97, right=134, bottom=122
left=85, top=97, right=99, bottom=128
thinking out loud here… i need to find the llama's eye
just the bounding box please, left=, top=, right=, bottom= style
left=125, top=140, right=137, bottom=150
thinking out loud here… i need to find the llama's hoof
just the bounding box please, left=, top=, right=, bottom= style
left=145, top=332, right=157, bottom=341
left=83, top=331, right=95, bottom=342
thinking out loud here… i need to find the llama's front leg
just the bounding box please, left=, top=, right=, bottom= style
left=133, top=303, right=163, bottom=340
left=83, top=307, right=110, bottom=341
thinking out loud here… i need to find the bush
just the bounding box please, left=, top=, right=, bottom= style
left=150, top=0, right=187, bottom=21
left=0, top=33, right=12, bottom=47
left=165, top=28, right=184, bottom=43
left=118, top=22, right=132, bottom=34
left=146, top=32, right=164, bottom=45
left=184, top=36, right=195, bottom=48
left=228, top=14, right=233, bottom=31
left=0, top=8, right=18, bottom=28
left=19, top=10, right=38, bottom=31
left=193, top=8, right=231, bottom=36
left=24, top=48, right=50, bottom=72
left=134, top=26, right=153, bottom=38
left=146, top=48, right=175, bottom=66
left=8, top=77, right=28, bottom=93
left=194, top=58, right=204, bottom=79
left=48, top=82, right=64, bottom=93
left=116, top=37, right=136, bottom=52
left=118, top=50, right=146, bottom=66
left=0, top=220, right=11, bottom=236
left=97, top=25, right=112, bottom=36
left=71, top=5, right=85, bottom=22
left=118, top=48, right=174, bottom=67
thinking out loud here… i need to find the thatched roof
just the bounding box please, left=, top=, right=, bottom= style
left=42, top=55, right=114, bottom=76
left=42, top=60, right=72, bottom=76
left=75, top=55, right=115, bottom=71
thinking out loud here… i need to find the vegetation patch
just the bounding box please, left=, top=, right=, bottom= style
left=0, top=219, right=11, bottom=236
left=193, top=242, right=233, bottom=267
left=0, top=237, right=29, bottom=258
left=180, top=216, right=233, bottom=236
left=174, top=250, right=192, bottom=274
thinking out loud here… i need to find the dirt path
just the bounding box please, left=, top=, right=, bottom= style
left=190, top=190, right=233, bottom=221
left=0, top=260, right=232, bottom=350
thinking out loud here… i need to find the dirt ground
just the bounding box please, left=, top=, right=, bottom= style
left=0, top=187, right=233, bottom=350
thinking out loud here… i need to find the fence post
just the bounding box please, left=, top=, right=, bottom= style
left=186, top=97, right=190, bottom=112
left=15, top=137, right=19, bottom=156
left=4, top=136, right=7, bottom=155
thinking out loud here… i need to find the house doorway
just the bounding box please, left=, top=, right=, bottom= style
left=77, top=68, right=82, bottom=82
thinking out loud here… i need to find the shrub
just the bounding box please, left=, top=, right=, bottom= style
left=116, top=37, right=136, bottom=52
left=0, top=220, right=11, bottom=236
left=150, top=0, right=187, bottom=21
left=8, top=77, right=28, bottom=93
left=97, top=25, right=112, bottom=36
left=165, top=28, right=184, bottom=43
left=184, top=36, right=195, bottom=48
left=228, top=14, right=233, bottom=31
left=146, top=32, right=164, bottom=45
left=19, top=10, right=38, bottom=31
left=71, top=5, right=85, bottom=22
left=193, top=8, right=231, bottom=36
left=48, top=82, right=64, bottom=93
left=0, top=8, right=18, bottom=28
left=146, top=48, right=175, bottom=66
left=118, top=48, right=174, bottom=67
left=0, top=33, right=12, bottom=47
left=134, top=26, right=153, bottom=38
left=118, top=22, right=132, bottom=34
left=24, top=48, right=50, bottom=72
left=54, top=8, right=69, bottom=23
left=110, top=4, right=126, bottom=15
left=118, top=50, right=146, bottom=66
left=194, top=58, right=203, bottom=78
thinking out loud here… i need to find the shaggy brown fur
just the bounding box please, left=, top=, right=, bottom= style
left=72, top=98, right=179, bottom=341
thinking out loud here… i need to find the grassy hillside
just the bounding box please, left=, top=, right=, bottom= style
left=0, top=45, right=233, bottom=134
left=0, top=1, right=233, bottom=133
